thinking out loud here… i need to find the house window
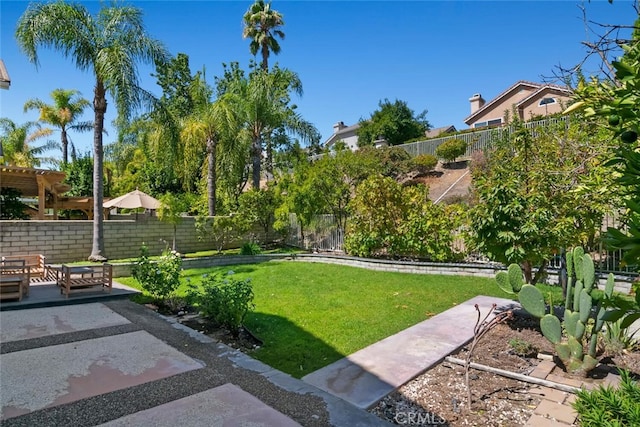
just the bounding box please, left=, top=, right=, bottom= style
left=539, top=97, right=556, bottom=106
left=474, top=118, right=502, bottom=129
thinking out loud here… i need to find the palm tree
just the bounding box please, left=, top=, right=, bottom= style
left=242, top=0, right=285, bottom=71
left=23, top=88, right=92, bottom=165
left=224, top=67, right=319, bottom=189
left=0, top=118, right=57, bottom=167
left=180, top=94, right=238, bottom=216
left=16, top=1, right=168, bottom=261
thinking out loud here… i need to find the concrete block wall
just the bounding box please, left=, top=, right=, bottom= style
left=0, top=217, right=274, bottom=263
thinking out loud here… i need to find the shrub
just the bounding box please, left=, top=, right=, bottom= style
left=188, top=271, right=255, bottom=336
left=131, top=244, right=182, bottom=301
left=240, top=241, right=262, bottom=255
left=508, top=338, right=537, bottom=357
left=572, top=369, right=640, bottom=426
left=435, top=138, right=467, bottom=163
left=412, top=154, right=438, bottom=174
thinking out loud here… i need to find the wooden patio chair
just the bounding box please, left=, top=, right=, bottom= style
left=0, top=259, right=30, bottom=301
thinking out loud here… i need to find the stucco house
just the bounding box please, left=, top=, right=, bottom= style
left=323, top=121, right=360, bottom=151
left=463, top=81, right=573, bottom=129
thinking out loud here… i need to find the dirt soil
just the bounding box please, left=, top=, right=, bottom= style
left=412, top=161, right=472, bottom=204
left=370, top=314, right=640, bottom=426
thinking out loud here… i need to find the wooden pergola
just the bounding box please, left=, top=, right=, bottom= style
left=0, top=165, right=72, bottom=219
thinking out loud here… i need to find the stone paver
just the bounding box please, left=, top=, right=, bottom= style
left=529, top=386, right=571, bottom=404
left=1, top=330, right=203, bottom=420
left=0, top=303, right=130, bottom=342
left=302, top=295, right=517, bottom=409
left=525, top=413, right=573, bottom=427
left=99, top=383, right=301, bottom=427
left=534, top=399, right=577, bottom=425
left=529, top=359, right=556, bottom=379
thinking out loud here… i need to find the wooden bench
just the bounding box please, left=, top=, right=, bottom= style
left=2, top=254, right=48, bottom=282
left=57, top=263, right=113, bottom=298
left=0, top=259, right=30, bottom=302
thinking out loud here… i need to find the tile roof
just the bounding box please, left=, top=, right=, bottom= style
left=463, top=80, right=572, bottom=124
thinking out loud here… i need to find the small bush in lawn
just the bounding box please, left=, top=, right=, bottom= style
left=240, top=241, right=262, bottom=255
left=572, top=369, right=640, bottom=426
left=188, top=271, right=255, bottom=336
left=132, top=244, right=182, bottom=301
left=435, top=138, right=467, bottom=163
left=412, top=154, right=438, bottom=174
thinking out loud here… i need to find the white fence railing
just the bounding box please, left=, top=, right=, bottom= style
left=399, top=117, right=569, bottom=160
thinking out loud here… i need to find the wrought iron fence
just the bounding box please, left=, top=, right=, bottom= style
left=285, top=212, right=636, bottom=275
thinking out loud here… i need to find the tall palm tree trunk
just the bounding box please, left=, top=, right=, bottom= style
left=251, top=137, right=262, bottom=189
left=261, top=44, right=269, bottom=71
left=89, top=81, right=107, bottom=261
left=207, top=136, right=217, bottom=216
left=61, top=128, right=69, bottom=165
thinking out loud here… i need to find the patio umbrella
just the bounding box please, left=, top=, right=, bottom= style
left=103, top=189, right=162, bottom=210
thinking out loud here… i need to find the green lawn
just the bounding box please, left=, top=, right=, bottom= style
left=119, top=261, right=562, bottom=377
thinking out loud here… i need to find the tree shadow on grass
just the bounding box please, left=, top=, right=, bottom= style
left=245, top=312, right=345, bottom=379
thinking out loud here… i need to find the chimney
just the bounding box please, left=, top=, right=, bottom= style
left=469, top=93, right=485, bottom=114
left=333, top=121, right=346, bottom=133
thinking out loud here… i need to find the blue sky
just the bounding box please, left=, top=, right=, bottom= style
left=0, top=0, right=636, bottom=158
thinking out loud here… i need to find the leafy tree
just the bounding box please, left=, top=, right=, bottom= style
left=158, top=192, right=189, bottom=251
left=568, top=16, right=640, bottom=267
left=195, top=214, right=250, bottom=254
left=273, top=160, right=322, bottom=242
left=17, top=1, right=169, bottom=261
left=357, top=99, right=430, bottom=146
left=0, top=188, right=29, bottom=219
left=242, top=0, right=285, bottom=71
left=0, top=118, right=57, bottom=167
left=468, top=117, right=618, bottom=283
left=62, top=153, right=94, bottom=197
left=435, top=138, right=467, bottom=164
left=238, top=188, right=279, bottom=242
left=23, top=88, right=91, bottom=165
left=345, top=175, right=462, bottom=261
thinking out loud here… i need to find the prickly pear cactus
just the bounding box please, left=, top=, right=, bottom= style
left=494, top=247, right=616, bottom=377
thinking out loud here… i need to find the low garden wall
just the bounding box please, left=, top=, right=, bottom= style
left=0, top=216, right=274, bottom=264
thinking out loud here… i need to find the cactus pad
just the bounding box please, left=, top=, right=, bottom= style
left=507, top=264, right=524, bottom=292
left=566, top=250, right=574, bottom=278
left=555, top=343, right=571, bottom=362
left=579, top=289, right=593, bottom=324
left=573, top=280, right=583, bottom=313
left=564, top=311, right=579, bottom=337
left=540, top=314, right=561, bottom=344
left=568, top=336, right=583, bottom=359
left=604, top=273, right=614, bottom=297
left=495, top=271, right=513, bottom=294
left=518, top=284, right=546, bottom=318
left=575, top=320, right=586, bottom=340
left=574, top=247, right=585, bottom=281
left=582, top=254, right=595, bottom=292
